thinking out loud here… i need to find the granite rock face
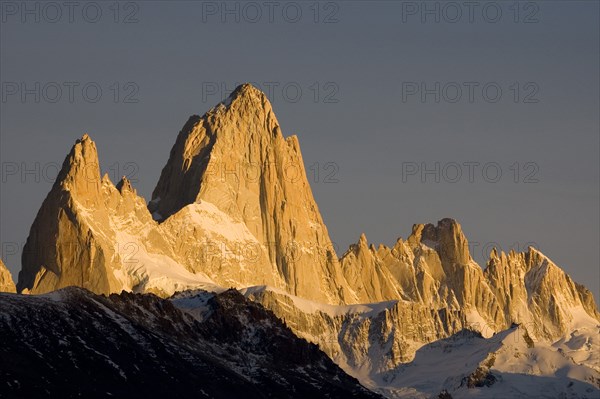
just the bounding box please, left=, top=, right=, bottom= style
left=484, top=246, right=600, bottom=339
left=0, top=260, right=16, bottom=293
left=18, top=135, right=122, bottom=295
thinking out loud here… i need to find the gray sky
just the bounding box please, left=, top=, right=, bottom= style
left=1, top=1, right=598, bottom=301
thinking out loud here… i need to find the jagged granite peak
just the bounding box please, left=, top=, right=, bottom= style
left=115, top=175, right=136, bottom=194
left=0, top=259, right=16, bottom=293
left=17, top=134, right=117, bottom=293
left=484, top=246, right=600, bottom=339
left=340, top=233, right=404, bottom=302
left=150, top=83, right=356, bottom=304
left=338, top=217, right=599, bottom=342
left=150, top=83, right=279, bottom=220
left=50, top=133, right=102, bottom=202
left=409, top=219, right=504, bottom=326
left=17, top=134, right=213, bottom=296
left=413, top=218, right=472, bottom=266
left=338, top=218, right=506, bottom=332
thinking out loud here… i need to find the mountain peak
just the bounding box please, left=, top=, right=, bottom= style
left=359, top=233, right=368, bottom=246
left=53, top=133, right=101, bottom=199
left=149, top=90, right=355, bottom=304
left=230, top=83, right=265, bottom=100
left=422, top=218, right=461, bottom=237
left=489, top=247, right=499, bottom=259
left=116, top=176, right=136, bottom=195
left=421, top=218, right=471, bottom=265
left=212, top=83, right=272, bottom=115
left=78, top=133, right=91, bottom=143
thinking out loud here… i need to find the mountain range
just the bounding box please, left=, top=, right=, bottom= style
left=1, top=84, right=598, bottom=398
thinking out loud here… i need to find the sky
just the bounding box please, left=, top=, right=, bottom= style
left=1, top=1, right=598, bottom=301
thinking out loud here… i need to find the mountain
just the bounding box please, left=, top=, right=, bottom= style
left=338, top=220, right=598, bottom=341
left=18, top=85, right=354, bottom=304
left=17, top=134, right=217, bottom=296
left=151, top=83, right=355, bottom=304
left=0, top=259, right=16, bottom=293
left=0, top=287, right=381, bottom=399
left=12, top=83, right=600, bottom=397
left=484, top=246, right=600, bottom=339
left=239, top=283, right=600, bottom=397
left=340, top=220, right=505, bottom=328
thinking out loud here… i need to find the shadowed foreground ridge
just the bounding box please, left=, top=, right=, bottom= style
left=0, top=287, right=381, bottom=399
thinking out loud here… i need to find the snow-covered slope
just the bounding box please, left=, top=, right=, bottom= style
left=381, top=324, right=600, bottom=398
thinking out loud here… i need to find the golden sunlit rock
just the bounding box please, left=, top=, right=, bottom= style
left=0, top=259, right=16, bottom=293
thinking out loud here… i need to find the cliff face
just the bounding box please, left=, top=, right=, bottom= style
left=0, top=260, right=16, bottom=293
left=484, top=246, right=600, bottom=339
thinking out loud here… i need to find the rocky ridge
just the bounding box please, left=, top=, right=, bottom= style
left=338, top=220, right=598, bottom=341
left=0, top=287, right=380, bottom=398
